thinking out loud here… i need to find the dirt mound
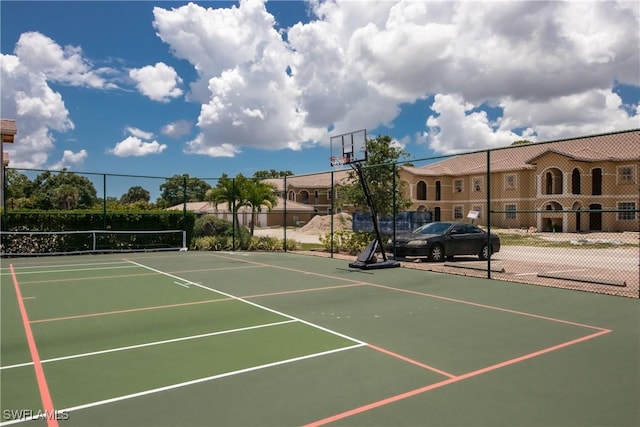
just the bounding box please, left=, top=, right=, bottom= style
left=299, top=213, right=352, bottom=234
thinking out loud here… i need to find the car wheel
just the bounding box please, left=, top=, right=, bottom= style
left=479, top=244, right=491, bottom=260
left=429, top=244, right=445, bottom=262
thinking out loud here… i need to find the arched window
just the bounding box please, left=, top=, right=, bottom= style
left=592, top=168, right=602, bottom=195
left=416, top=181, right=427, bottom=200
left=544, top=168, right=563, bottom=195
left=299, top=190, right=309, bottom=204
left=571, top=168, right=581, bottom=194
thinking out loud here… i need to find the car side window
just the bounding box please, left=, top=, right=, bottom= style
left=450, top=225, right=465, bottom=234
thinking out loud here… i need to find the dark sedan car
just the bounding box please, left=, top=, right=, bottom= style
left=387, top=221, right=500, bottom=262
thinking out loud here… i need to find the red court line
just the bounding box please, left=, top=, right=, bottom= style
left=30, top=298, right=229, bottom=323
left=367, top=344, right=456, bottom=378
left=305, top=328, right=611, bottom=426
left=30, top=283, right=365, bottom=324
left=9, top=264, right=59, bottom=427
left=17, top=265, right=262, bottom=286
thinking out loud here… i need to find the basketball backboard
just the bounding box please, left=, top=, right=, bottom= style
left=330, top=129, right=367, bottom=167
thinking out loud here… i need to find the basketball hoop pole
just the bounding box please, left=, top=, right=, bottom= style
left=352, top=162, right=391, bottom=262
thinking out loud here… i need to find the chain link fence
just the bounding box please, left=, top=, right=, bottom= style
left=2, top=130, right=638, bottom=297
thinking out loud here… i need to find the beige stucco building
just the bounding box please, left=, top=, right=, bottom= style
left=274, top=129, right=639, bottom=233
left=399, top=129, right=639, bottom=232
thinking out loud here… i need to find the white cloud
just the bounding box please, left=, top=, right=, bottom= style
left=50, top=149, right=88, bottom=170
left=1, top=51, right=74, bottom=168
left=125, top=126, right=154, bottom=140
left=425, top=94, right=524, bottom=154
left=129, top=62, right=183, bottom=102
left=108, top=136, right=167, bottom=157
left=161, top=120, right=192, bottom=138
left=0, top=32, right=118, bottom=168
left=152, top=0, right=638, bottom=157
left=15, top=32, right=115, bottom=89
left=184, top=133, right=240, bottom=158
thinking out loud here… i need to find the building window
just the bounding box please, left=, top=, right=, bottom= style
left=618, top=202, right=637, bottom=220
left=544, top=168, right=563, bottom=195
left=505, top=174, right=516, bottom=190
left=592, top=168, right=602, bottom=195
left=472, top=206, right=482, bottom=219
left=417, top=181, right=427, bottom=200
left=435, top=181, right=441, bottom=200
left=618, top=165, right=637, bottom=185
left=453, top=205, right=464, bottom=219
left=571, top=168, right=581, bottom=194
left=299, top=190, right=309, bottom=204
left=454, top=179, right=463, bottom=193
left=288, top=191, right=295, bottom=201
left=314, top=190, right=319, bottom=199
left=472, top=177, right=482, bottom=192
left=505, top=204, right=517, bottom=220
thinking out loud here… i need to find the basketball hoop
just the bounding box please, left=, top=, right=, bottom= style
left=330, top=156, right=349, bottom=167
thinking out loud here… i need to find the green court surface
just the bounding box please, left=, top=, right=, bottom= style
left=1, top=251, right=638, bottom=427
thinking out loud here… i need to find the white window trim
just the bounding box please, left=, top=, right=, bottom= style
left=472, top=176, right=483, bottom=192
left=505, top=203, right=517, bottom=220
left=617, top=164, right=637, bottom=185
left=617, top=201, right=637, bottom=220
left=453, top=179, right=464, bottom=193
left=453, top=205, right=464, bottom=219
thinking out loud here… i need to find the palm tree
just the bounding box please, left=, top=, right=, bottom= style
left=243, top=180, right=278, bottom=236
left=206, top=174, right=249, bottom=243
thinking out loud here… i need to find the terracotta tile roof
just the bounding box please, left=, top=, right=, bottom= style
left=167, top=196, right=314, bottom=213
left=0, top=119, right=17, bottom=134
left=263, top=169, right=352, bottom=190
left=404, top=129, right=639, bottom=177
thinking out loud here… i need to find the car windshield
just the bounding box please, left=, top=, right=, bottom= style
left=413, top=222, right=452, bottom=235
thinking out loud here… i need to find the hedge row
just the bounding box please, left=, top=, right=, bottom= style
left=1, top=210, right=195, bottom=254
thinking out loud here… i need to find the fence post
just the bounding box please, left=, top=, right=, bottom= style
left=283, top=175, right=287, bottom=252
left=103, top=174, right=107, bottom=230
left=330, top=171, right=335, bottom=257
left=487, top=149, right=492, bottom=279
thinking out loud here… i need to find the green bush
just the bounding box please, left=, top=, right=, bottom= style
left=193, top=215, right=250, bottom=241
left=191, top=235, right=300, bottom=252
left=320, top=230, right=378, bottom=255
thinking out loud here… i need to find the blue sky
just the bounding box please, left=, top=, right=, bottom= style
left=1, top=0, right=638, bottom=198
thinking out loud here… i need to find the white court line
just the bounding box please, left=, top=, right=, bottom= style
left=125, top=259, right=367, bottom=346
left=61, top=344, right=365, bottom=419
left=173, top=281, right=190, bottom=288
left=0, top=320, right=297, bottom=371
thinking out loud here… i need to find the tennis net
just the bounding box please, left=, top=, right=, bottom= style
left=0, top=229, right=187, bottom=256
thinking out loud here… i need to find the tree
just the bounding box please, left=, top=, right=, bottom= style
left=30, top=169, right=98, bottom=209
left=252, top=169, right=293, bottom=180
left=54, top=184, right=80, bottom=209
left=339, top=134, right=412, bottom=217
left=121, top=186, right=150, bottom=204
left=243, top=180, right=278, bottom=236
left=5, top=169, right=35, bottom=208
left=205, top=174, right=249, bottom=241
left=157, top=174, right=212, bottom=208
